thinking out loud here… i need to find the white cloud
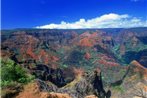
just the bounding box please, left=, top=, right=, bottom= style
left=36, top=13, right=147, bottom=29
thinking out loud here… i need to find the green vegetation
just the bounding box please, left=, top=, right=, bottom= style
left=125, top=41, right=147, bottom=52
left=112, top=85, right=124, bottom=93
left=1, top=58, right=35, bottom=87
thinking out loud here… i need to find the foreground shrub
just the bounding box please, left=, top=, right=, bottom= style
left=1, top=58, right=35, bottom=87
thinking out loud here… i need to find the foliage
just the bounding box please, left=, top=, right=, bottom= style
left=1, top=58, right=35, bottom=87
left=112, top=85, right=124, bottom=93
left=65, top=50, right=84, bottom=66
left=79, top=37, right=93, bottom=47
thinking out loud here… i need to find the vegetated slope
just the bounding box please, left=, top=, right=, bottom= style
left=1, top=27, right=147, bottom=98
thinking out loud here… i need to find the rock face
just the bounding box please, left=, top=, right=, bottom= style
left=14, top=69, right=111, bottom=98
left=1, top=84, right=23, bottom=98
left=16, top=81, right=71, bottom=98
left=33, top=65, right=66, bottom=87
left=85, top=95, right=98, bottom=98
left=130, top=60, right=147, bottom=80
left=16, top=81, right=98, bottom=98
left=110, top=61, right=147, bottom=98
left=34, top=69, right=110, bottom=98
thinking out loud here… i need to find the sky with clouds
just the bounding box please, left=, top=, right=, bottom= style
left=36, top=13, right=147, bottom=29
left=2, top=0, right=147, bottom=29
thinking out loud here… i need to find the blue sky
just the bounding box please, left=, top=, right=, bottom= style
left=1, top=0, right=147, bottom=29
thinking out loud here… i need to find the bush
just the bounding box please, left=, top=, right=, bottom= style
left=112, top=85, right=124, bottom=93
left=1, top=58, right=35, bottom=87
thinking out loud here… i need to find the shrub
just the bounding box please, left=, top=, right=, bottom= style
left=1, top=58, right=35, bottom=87
left=112, top=85, right=124, bottom=93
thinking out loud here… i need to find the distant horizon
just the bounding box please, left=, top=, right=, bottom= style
left=2, top=26, right=147, bottom=31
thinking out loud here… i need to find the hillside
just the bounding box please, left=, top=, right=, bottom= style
left=1, top=27, right=147, bottom=98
